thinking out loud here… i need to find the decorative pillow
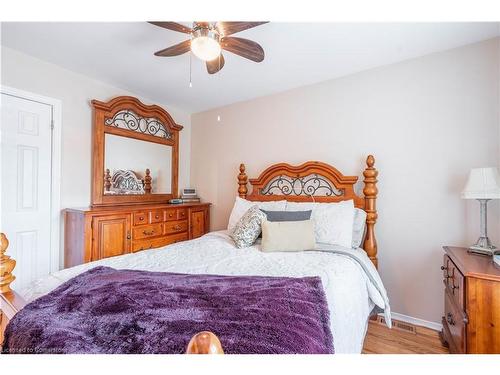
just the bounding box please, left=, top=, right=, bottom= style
left=312, top=200, right=355, bottom=247
left=230, top=205, right=267, bottom=248
left=227, top=197, right=287, bottom=231
left=261, top=220, right=316, bottom=252
left=352, top=208, right=367, bottom=248
left=261, top=209, right=312, bottom=222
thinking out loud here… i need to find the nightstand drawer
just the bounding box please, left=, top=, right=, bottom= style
left=443, top=255, right=464, bottom=309
left=443, top=288, right=467, bottom=353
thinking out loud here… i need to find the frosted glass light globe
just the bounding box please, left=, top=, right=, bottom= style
left=191, top=36, right=221, bottom=61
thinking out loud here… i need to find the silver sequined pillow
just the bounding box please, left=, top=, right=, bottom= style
left=230, top=205, right=267, bottom=248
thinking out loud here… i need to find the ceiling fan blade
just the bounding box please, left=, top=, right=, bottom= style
left=154, top=40, right=191, bottom=57
left=206, top=54, right=225, bottom=74
left=221, top=37, right=265, bottom=62
left=148, top=21, right=192, bottom=34
left=217, top=22, right=268, bottom=36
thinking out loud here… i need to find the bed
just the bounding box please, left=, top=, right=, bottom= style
left=0, top=155, right=389, bottom=354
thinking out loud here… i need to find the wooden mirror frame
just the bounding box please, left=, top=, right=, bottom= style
left=91, top=96, right=183, bottom=207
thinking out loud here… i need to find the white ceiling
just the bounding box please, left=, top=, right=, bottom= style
left=1, top=22, right=499, bottom=113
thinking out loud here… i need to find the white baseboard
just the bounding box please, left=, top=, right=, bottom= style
left=385, top=312, right=443, bottom=332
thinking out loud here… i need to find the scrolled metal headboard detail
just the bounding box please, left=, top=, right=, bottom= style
left=260, top=174, right=344, bottom=197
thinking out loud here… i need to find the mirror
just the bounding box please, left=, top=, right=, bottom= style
left=91, top=96, right=183, bottom=207
left=104, top=134, right=172, bottom=195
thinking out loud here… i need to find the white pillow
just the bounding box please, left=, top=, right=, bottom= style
left=352, top=208, right=367, bottom=248
left=285, top=200, right=355, bottom=248
left=285, top=201, right=318, bottom=211
left=227, top=197, right=287, bottom=231
left=312, top=200, right=355, bottom=247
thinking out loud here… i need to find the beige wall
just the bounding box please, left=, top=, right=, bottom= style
left=1, top=46, right=192, bottom=208
left=191, top=38, right=500, bottom=324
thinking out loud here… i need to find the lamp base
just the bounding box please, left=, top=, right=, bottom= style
left=468, top=236, right=497, bottom=256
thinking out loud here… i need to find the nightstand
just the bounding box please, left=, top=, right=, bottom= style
left=440, top=246, right=500, bottom=353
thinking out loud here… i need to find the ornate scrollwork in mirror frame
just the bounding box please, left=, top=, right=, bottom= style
left=91, top=96, right=183, bottom=207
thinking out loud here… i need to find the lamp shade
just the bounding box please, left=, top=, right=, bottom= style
left=461, top=167, right=500, bottom=199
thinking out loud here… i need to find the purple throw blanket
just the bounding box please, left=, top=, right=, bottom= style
left=3, top=266, right=333, bottom=354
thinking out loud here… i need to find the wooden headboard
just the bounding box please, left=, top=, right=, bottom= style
left=237, top=155, right=379, bottom=268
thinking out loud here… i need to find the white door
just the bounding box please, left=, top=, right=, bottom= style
left=1, top=93, right=53, bottom=290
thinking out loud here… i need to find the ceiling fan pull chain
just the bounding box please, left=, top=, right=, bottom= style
left=189, top=51, right=193, bottom=88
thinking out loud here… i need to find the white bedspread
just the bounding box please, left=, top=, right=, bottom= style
left=20, top=231, right=390, bottom=353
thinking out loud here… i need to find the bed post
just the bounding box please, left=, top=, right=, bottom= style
left=238, top=164, right=248, bottom=198
left=0, top=233, right=15, bottom=293
left=363, top=155, right=378, bottom=268
left=186, top=331, right=224, bottom=354
left=1, top=233, right=27, bottom=346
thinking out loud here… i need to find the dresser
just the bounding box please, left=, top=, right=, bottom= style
left=64, top=203, right=210, bottom=268
left=440, top=246, right=500, bottom=353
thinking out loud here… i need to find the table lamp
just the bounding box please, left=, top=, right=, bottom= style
left=461, top=167, right=500, bottom=255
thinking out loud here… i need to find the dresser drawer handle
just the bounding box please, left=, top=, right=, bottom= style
left=168, top=213, right=174, bottom=217
left=139, top=217, right=144, bottom=221
left=155, top=215, right=160, bottom=219
left=440, top=265, right=447, bottom=271
left=143, top=230, right=155, bottom=236
left=172, top=225, right=182, bottom=230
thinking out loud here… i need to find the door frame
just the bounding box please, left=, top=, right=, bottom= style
left=1, top=85, right=62, bottom=273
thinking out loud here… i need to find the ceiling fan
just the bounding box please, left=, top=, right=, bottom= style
left=149, top=21, right=268, bottom=74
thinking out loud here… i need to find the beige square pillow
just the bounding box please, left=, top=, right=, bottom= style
left=261, top=220, right=316, bottom=252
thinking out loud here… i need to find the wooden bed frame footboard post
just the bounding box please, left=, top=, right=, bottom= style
left=362, top=155, right=378, bottom=268
left=0, top=233, right=26, bottom=346
left=0, top=233, right=15, bottom=294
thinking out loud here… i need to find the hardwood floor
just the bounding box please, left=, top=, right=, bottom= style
left=362, top=320, right=449, bottom=354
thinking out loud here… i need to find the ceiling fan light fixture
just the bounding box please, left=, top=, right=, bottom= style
left=190, top=25, right=221, bottom=62
left=191, top=36, right=221, bottom=61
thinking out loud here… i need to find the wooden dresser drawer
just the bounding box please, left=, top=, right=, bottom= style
left=133, top=211, right=149, bottom=226
left=177, top=208, right=187, bottom=220
left=165, top=208, right=187, bottom=221
left=443, top=288, right=467, bottom=353
left=443, top=255, right=464, bottom=309
left=165, top=232, right=189, bottom=245
left=132, top=236, right=171, bottom=252
left=131, top=232, right=189, bottom=252
left=150, top=209, right=163, bottom=223
left=163, top=220, right=188, bottom=235
left=132, top=223, right=163, bottom=240
left=165, top=208, right=177, bottom=221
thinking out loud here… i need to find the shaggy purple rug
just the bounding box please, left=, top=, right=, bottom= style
left=2, top=266, right=334, bottom=354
